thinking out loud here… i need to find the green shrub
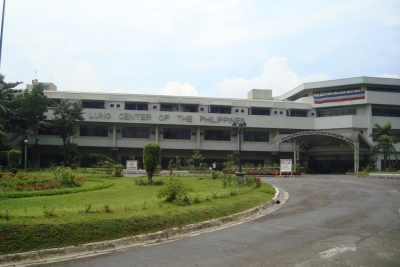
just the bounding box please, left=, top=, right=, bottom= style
left=53, top=166, right=81, bottom=187
left=8, top=150, right=22, bottom=168
left=222, top=174, right=236, bottom=188
left=134, top=178, right=164, bottom=186
left=211, top=170, right=219, bottom=179
left=143, top=142, right=161, bottom=181
left=157, top=179, right=193, bottom=202
left=114, top=164, right=124, bottom=177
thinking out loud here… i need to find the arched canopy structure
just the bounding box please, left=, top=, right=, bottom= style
left=269, top=131, right=372, bottom=173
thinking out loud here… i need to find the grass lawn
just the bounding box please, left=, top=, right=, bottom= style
left=0, top=171, right=275, bottom=254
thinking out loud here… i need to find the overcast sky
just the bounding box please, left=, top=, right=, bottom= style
left=1, top=0, right=399, bottom=98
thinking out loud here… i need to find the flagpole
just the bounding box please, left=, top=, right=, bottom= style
left=0, top=0, right=6, bottom=70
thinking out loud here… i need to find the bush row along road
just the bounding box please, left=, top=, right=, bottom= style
left=37, top=175, right=400, bottom=267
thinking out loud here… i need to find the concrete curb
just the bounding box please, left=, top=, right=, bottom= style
left=358, top=173, right=400, bottom=180
left=0, top=187, right=289, bottom=267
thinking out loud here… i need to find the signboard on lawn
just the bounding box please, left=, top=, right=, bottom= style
left=280, top=159, right=292, bottom=174
left=126, top=160, right=138, bottom=170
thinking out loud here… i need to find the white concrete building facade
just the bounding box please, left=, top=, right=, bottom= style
left=15, top=76, right=400, bottom=173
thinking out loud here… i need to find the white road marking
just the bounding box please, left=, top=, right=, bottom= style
left=319, top=244, right=356, bottom=259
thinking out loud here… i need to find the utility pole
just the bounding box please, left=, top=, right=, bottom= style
left=0, top=0, right=6, bottom=69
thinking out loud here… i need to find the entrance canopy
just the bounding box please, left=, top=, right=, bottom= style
left=269, top=131, right=372, bottom=173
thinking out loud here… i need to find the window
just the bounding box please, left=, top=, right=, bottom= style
left=313, top=87, right=361, bottom=96
left=80, top=125, right=108, bottom=137
left=317, top=109, right=356, bottom=117
left=110, top=104, right=114, bottom=108
left=125, top=102, right=148, bottom=110
left=204, top=130, right=231, bottom=141
left=160, top=105, right=172, bottom=111
left=287, top=110, right=307, bottom=117
left=183, top=105, right=198, bottom=113
left=82, top=100, right=105, bottom=109
left=274, top=111, right=278, bottom=115
left=235, top=109, right=239, bottom=112
left=163, top=128, right=191, bottom=140
left=210, top=106, right=231, bottom=114
left=279, top=111, right=283, bottom=114
left=372, top=108, right=400, bottom=117
left=251, top=108, right=270, bottom=116
left=116, top=104, right=120, bottom=108
left=153, top=106, right=157, bottom=109
left=241, top=109, right=244, bottom=113
left=121, top=127, right=150, bottom=138
left=367, top=87, right=400, bottom=94
left=48, top=98, right=61, bottom=107
left=244, top=131, right=269, bottom=142
left=200, top=107, right=204, bottom=111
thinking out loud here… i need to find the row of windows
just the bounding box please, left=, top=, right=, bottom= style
left=58, top=99, right=310, bottom=117
left=313, top=87, right=361, bottom=96
left=372, top=108, right=400, bottom=117
left=317, top=109, right=356, bottom=117
left=39, top=125, right=270, bottom=142
left=287, top=110, right=308, bottom=117
left=367, top=87, right=400, bottom=94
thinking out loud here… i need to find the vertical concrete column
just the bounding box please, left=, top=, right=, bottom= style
left=197, top=125, right=201, bottom=149
left=155, top=124, right=159, bottom=143
left=112, top=123, right=116, bottom=147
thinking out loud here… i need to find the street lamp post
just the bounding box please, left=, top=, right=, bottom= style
left=232, top=121, right=246, bottom=183
left=24, top=139, right=28, bottom=170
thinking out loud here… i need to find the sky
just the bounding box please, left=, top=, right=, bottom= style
left=1, top=0, right=400, bottom=98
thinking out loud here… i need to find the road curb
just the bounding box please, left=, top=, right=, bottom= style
left=0, top=187, right=288, bottom=267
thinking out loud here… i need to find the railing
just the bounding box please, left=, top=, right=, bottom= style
left=5, top=133, right=24, bottom=148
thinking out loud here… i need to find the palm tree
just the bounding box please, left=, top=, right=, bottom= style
left=370, top=122, right=399, bottom=169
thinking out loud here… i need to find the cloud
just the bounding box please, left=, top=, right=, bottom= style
left=160, top=81, right=199, bottom=96
left=216, top=56, right=330, bottom=98
left=69, top=61, right=102, bottom=92
left=375, top=73, right=400, bottom=79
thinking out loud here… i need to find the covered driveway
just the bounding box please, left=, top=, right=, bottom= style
left=269, top=131, right=372, bottom=173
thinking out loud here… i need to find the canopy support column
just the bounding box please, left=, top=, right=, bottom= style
left=290, top=140, right=307, bottom=173
left=347, top=141, right=359, bottom=173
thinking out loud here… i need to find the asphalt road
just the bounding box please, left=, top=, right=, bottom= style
left=35, top=175, right=400, bottom=267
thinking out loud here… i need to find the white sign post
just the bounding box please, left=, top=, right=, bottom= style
left=280, top=159, right=292, bottom=175
left=126, top=160, right=138, bottom=170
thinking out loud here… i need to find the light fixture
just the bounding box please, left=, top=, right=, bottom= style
left=232, top=121, right=247, bottom=183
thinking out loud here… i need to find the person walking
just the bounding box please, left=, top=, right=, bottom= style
left=212, top=162, right=217, bottom=171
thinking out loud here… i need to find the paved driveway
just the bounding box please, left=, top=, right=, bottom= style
left=34, top=175, right=400, bottom=267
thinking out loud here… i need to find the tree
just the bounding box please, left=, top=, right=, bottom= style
left=51, top=99, right=85, bottom=166
left=224, top=153, right=239, bottom=172
left=370, top=122, right=399, bottom=169
left=168, top=159, right=176, bottom=178
left=18, top=84, right=49, bottom=167
left=0, top=74, right=22, bottom=116
left=0, top=74, right=23, bottom=143
left=0, top=123, right=6, bottom=149
left=62, top=141, right=81, bottom=167
left=143, top=142, right=161, bottom=181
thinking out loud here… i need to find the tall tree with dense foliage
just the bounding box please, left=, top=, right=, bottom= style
left=51, top=99, right=85, bottom=166
left=18, top=84, right=49, bottom=167
left=370, top=122, right=399, bottom=169
left=0, top=74, right=22, bottom=116
left=143, top=142, right=161, bottom=181
left=0, top=74, right=23, bottom=154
